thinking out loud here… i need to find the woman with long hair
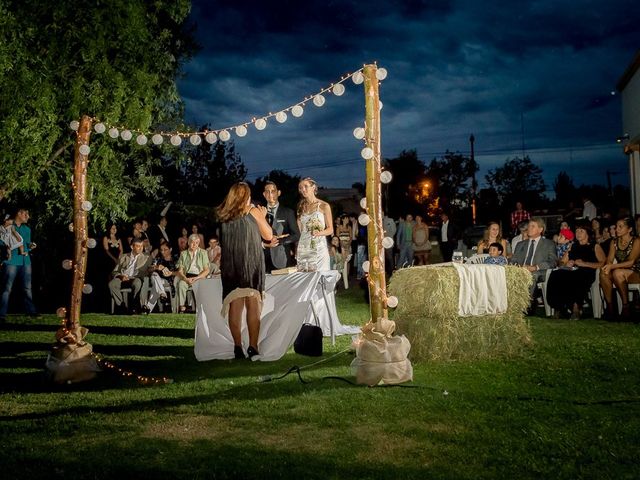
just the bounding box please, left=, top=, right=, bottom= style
left=216, top=182, right=272, bottom=359
left=477, top=222, right=509, bottom=257
left=546, top=223, right=605, bottom=319
left=102, top=223, right=123, bottom=267
left=296, top=177, right=333, bottom=271
left=600, top=217, right=640, bottom=320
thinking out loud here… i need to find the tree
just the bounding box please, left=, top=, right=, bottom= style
left=383, top=149, right=427, bottom=219
left=485, top=156, right=546, bottom=209
left=553, top=171, right=576, bottom=209
left=425, top=151, right=479, bottom=215
left=0, top=1, right=196, bottom=227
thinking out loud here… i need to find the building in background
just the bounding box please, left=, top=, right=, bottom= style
left=618, top=50, right=640, bottom=216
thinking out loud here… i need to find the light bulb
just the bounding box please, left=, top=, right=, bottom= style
left=121, top=130, right=132, bottom=141
left=62, top=259, right=73, bottom=270
left=361, top=147, right=374, bottom=160
left=376, top=68, right=388, bottom=80
left=79, top=144, right=90, bottom=156
left=56, top=307, right=67, bottom=318
left=108, top=127, right=119, bottom=138
left=382, top=236, right=394, bottom=249
left=81, top=201, right=92, bottom=211
left=255, top=118, right=267, bottom=130
left=291, top=105, right=304, bottom=117
left=136, top=134, right=148, bottom=145
left=189, top=134, right=201, bottom=145
left=379, top=101, right=383, bottom=111
left=152, top=134, right=164, bottom=145
left=313, top=94, right=325, bottom=107
left=275, top=111, right=287, bottom=123
left=70, top=120, right=79, bottom=131
left=360, top=197, right=367, bottom=209
left=82, top=284, right=93, bottom=294
left=205, top=132, right=217, bottom=144
left=353, top=127, right=365, bottom=140
left=352, top=71, right=364, bottom=84
left=380, top=170, right=393, bottom=184
left=362, top=260, right=370, bottom=273
left=94, top=123, right=106, bottom=134
left=219, top=130, right=231, bottom=141
left=358, top=213, right=370, bottom=226
left=170, top=135, right=182, bottom=146
left=332, top=83, right=345, bottom=96
left=86, top=238, right=97, bottom=249
left=387, top=296, right=399, bottom=308
left=236, top=125, right=248, bottom=137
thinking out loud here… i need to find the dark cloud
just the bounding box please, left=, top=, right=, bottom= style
left=178, top=0, right=640, bottom=191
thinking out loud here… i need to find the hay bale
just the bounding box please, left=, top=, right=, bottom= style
left=389, top=265, right=533, bottom=361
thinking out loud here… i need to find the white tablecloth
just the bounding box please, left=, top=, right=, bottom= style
left=192, top=271, right=360, bottom=361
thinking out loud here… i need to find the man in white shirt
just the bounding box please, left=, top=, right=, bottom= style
left=582, top=196, right=597, bottom=220
left=109, top=238, right=151, bottom=314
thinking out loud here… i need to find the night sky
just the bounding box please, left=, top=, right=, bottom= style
left=177, top=0, right=640, bottom=196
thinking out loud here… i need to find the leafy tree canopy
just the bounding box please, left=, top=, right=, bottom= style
left=0, top=0, right=196, bottom=227
left=426, top=151, right=478, bottom=212
left=485, top=156, right=546, bottom=209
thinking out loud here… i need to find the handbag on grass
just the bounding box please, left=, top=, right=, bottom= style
left=294, top=301, right=323, bottom=357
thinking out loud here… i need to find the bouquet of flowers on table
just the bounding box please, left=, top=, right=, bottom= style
left=305, top=217, right=323, bottom=249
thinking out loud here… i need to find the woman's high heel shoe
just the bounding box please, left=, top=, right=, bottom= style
left=247, top=346, right=259, bottom=359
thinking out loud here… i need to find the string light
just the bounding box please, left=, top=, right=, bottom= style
left=73, top=66, right=388, bottom=146
left=361, top=147, right=374, bottom=160
left=94, top=354, right=173, bottom=386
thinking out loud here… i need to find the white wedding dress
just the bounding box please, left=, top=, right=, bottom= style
left=297, top=206, right=330, bottom=271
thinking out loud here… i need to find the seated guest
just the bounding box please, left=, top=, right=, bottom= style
left=556, top=228, right=574, bottom=259
left=329, top=236, right=345, bottom=271
left=175, top=234, right=210, bottom=313
left=206, top=236, right=222, bottom=274
left=547, top=223, right=605, bottom=319
left=600, top=217, right=640, bottom=321
left=177, top=226, right=189, bottom=252
left=108, top=238, right=151, bottom=314
left=511, top=220, right=529, bottom=253
left=510, top=218, right=558, bottom=314
left=141, top=243, right=177, bottom=314
left=483, top=242, right=507, bottom=265
left=477, top=222, right=509, bottom=258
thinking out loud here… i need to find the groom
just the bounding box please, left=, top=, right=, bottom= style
left=262, top=181, right=300, bottom=272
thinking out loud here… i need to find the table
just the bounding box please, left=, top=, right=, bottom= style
left=192, top=271, right=360, bottom=361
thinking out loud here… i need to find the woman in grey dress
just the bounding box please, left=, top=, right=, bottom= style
left=216, top=182, right=272, bottom=359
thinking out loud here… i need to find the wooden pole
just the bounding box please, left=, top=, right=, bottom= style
left=68, top=115, right=93, bottom=329
left=362, top=65, right=388, bottom=324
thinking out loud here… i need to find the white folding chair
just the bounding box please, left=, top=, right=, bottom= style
left=465, top=254, right=489, bottom=264
left=111, top=287, right=132, bottom=314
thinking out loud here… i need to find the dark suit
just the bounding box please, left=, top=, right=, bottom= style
left=148, top=224, right=170, bottom=251
left=264, top=204, right=300, bottom=272
left=439, top=220, right=459, bottom=262
left=510, top=236, right=557, bottom=295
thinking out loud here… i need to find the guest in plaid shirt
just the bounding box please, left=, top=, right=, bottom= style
left=510, top=201, right=531, bottom=236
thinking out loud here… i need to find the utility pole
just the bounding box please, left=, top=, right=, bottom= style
left=470, top=134, right=477, bottom=225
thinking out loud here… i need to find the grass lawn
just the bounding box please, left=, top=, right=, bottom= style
left=1, top=285, right=639, bottom=479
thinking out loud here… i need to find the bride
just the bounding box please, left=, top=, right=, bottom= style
left=296, top=177, right=334, bottom=271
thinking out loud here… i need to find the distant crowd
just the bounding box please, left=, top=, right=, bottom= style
left=1, top=192, right=639, bottom=324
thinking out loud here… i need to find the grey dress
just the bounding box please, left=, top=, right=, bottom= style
left=220, top=211, right=265, bottom=317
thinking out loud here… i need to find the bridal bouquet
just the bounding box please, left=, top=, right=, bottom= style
left=305, top=218, right=323, bottom=249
